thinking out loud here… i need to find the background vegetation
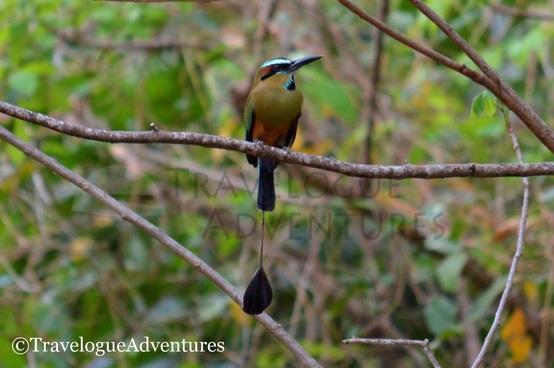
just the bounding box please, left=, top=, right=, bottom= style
left=1, top=0, right=553, bottom=366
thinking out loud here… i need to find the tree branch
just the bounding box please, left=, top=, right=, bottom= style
left=336, top=1, right=490, bottom=94
left=343, top=338, right=441, bottom=368
left=407, top=0, right=554, bottom=153
left=337, top=0, right=554, bottom=153
left=470, top=106, right=530, bottom=368
left=1, top=101, right=553, bottom=180
left=0, top=123, right=322, bottom=368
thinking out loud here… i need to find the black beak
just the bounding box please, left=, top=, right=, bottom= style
left=288, top=55, right=322, bottom=73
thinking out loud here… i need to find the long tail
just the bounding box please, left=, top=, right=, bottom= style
left=257, top=158, right=276, bottom=212
left=243, top=211, right=273, bottom=315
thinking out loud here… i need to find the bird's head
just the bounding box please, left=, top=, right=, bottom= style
left=252, top=55, right=322, bottom=90
left=258, top=55, right=321, bottom=80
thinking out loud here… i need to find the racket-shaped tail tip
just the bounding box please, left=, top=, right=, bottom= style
left=242, top=266, right=273, bottom=315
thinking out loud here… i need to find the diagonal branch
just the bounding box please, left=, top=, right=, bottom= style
left=336, top=1, right=490, bottom=92
left=407, top=0, right=554, bottom=153
left=0, top=123, right=322, bottom=368
left=337, top=0, right=554, bottom=153
left=1, top=100, right=554, bottom=179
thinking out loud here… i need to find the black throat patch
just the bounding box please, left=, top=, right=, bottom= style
left=284, top=75, right=296, bottom=91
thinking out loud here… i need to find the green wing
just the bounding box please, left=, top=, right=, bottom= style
left=284, top=114, right=300, bottom=149
left=244, top=98, right=258, bottom=167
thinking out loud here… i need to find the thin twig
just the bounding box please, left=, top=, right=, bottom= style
left=1, top=101, right=553, bottom=180
left=0, top=124, right=322, bottom=368
left=470, top=106, right=530, bottom=368
left=343, top=338, right=441, bottom=368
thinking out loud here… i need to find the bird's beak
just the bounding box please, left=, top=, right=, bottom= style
left=287, top=55, right=322, bottom=73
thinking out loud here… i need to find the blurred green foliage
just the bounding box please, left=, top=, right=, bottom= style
left=1, top=0, right=554, bottom=367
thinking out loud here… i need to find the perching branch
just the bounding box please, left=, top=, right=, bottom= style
left=1, top=101, right=553, bottom=180
left=343, top=338, right=441, bottom=368
left=0, top=123, right=322, bottom=368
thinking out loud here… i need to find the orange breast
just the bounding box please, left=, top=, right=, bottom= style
left=252, top=119, right=292, bottom=147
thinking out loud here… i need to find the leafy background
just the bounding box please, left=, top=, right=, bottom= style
left=1, top=0, right=553, bottom=367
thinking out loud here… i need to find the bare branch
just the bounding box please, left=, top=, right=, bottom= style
left=1, top=101, right=553, bottom=180
left=343, top=338, right=441, bottom=368
left=471, top=108, right=531, bottom=368
left=407, top=0, right=554, bottom=153
left=336, top=1, right=490, bottom=94
left=337, top=0, right=554, bottom=153
left=0, top=123, right=322, bottom=368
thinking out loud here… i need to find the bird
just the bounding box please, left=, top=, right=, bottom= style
left=244, top=55, right=322, bottom=212
left=242, top=55, right=322, bottom=315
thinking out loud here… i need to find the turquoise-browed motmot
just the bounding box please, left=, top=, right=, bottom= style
left=243, top=55, right=321, bottom=315
left=244, top=55, right=322, bottom=212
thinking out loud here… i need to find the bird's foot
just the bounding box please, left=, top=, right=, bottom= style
left=150, top=122, right=160, bottom=132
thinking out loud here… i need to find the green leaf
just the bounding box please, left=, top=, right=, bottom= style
left=436, top=253, right=467, bottom=292
left=470, top=90, right=497, bottom=120
left=507, top=27, right=545, bottom=68
left=146, top=296, right=186, bottom=324
left=424, top=295, right=458, bottom=336
left=302, top=69, right=358, bottom=125
left=425, top=237, right=462, bottom=254
left=8, top=70, right=38, bottom=96
left=304, top=341, right=348, bottom=361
